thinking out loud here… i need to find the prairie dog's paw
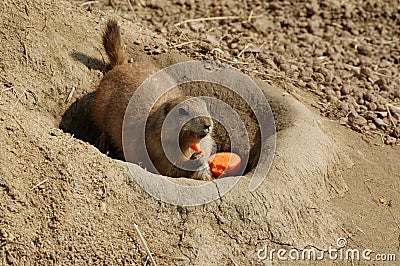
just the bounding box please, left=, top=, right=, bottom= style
left=190, top=151, right=205, bottom=161
left=191, top=166, right=214, bottom=181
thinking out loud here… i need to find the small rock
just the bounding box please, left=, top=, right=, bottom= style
left=394, top=88, right=400, bottom=99
left=354, top=116, right=367, bottom=126
left=205, top=34, right=219, bottom=46
left=364, top=111, right=377, bottom=120
left=323, top=89, right=335, bottom=95
left=388, top=105, right=400, bottom=120
left=313, top=72, right=325, bottom=82
left=391, top=126, right=400, bottom=138
left=357, top=46, right=370, bottom=56
left=305, top=1, right=319, bottom=16
left=297, top=80, right=306, bottom=87
left=229, top=42, right=238, bottom=49
left=326, top=95, right=338, bottom=103
left=379, top=198, right=388, bottom=205
left=339, top=116, right=348, bottom=125
left=353, top=90, right=364, bottom=100
left=385, top=136, right=397, bottom=145
left=368, top=122, right=377, bottom=130
left=374, top=78, right=386, bottom=89
left=348, top=113, right=358, bottom=122
left=260, top=56, right=278, bottom=69
left=379, top=59, right=391, bottom=68
left=306, top=81, right=318, bottom=91
left=377, top=104, right=387, bottom=111
left=268, top=2, right=282, bottom=10
left=373, top=117, right=388, bottom=128
left=273, top=55, right=285, bottom=66
left=280, top=63, right=290, bottom=73
left=364, top=91, right=376, bottom=102
left=307, top=20, right=320, bottom=34
left=341, top=85, right=352, bottom=95
left=325, top=46, right=335, bottom=57
left=189, top=21, right=205, bottom=31
left=375, top=111, right=388, bottom=118
left=360, top=66, right=372, bottom=78
left=339, top=102, right=350, bottom=113
left=368, top=102, right=378, bottom=111
left=254, top=16, right=276, bottom=34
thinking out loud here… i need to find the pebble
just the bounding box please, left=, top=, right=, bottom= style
left=326, top=95, right=338, bottom=103
left=391, top=126, right=400, bottom=138
left=368, top=102, right=378, bottom=111
left=368, top=122, right=377, bottom=130
left=360, top=66, right=372, bottom=78
left=364, top=111, right=377, bottom=120
left=385, top=136, right=397, bottom=145
left=374, top=118, right=388, bottom=128
left=341, top=85, right=352, bottom=95
left=357, top=46, right=370, bottom=56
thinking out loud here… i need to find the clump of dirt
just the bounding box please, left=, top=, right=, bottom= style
left=74, top=0, right=400, bottom=145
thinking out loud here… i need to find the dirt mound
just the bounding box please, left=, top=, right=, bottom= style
left=1, top=0, right=400, bottom=265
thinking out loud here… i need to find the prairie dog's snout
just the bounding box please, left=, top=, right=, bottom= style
left=181, top=116, right=213, bottom=140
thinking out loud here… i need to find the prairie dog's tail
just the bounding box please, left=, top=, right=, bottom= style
left=102, top=19, right=125, bottom=68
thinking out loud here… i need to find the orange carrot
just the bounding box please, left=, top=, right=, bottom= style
left=208, top=152, right=241, bottom=177
left=190, top=143, right=202, bottom=152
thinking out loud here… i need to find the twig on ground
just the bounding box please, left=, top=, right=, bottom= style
left=153, top=252, right=189, bottom=261
left=247, top=10, right=254, bottom=23
left=230, top=257, right=239, bottom=266
left=127, top=0, right=133, bottom=11
left=387, top=103, right=400, bottom=112
left=12, top=88, right=28, bottom=109
left=21, top=41, right=28, bottom=63
left=216, top=57, right=249, bottom=65
left=66, top=87, right=76, bottom=103
left=175, top=16, right=240, bottom=27
left=137, top=0, right=146, bottom=7
left=11, top=114, right=27, bottom=136
left=236, top=43, right=251, bottom=58
left=169, top=40, right=195, bottom=49
left=80, top=1, right=99, bottom=7
left=32, top=179, right=48, bottom=189
left=386, top=104, right=397, bottom=127
left=0, top=87, right=14, bottom=94
left=134, top=223, right=157, bottom=266
left=378, top=133, right=385, bottom=144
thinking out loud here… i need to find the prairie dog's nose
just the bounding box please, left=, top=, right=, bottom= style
left=197, top=124, right=212, bottom=138
left=203, top=124, right=212, bottom=134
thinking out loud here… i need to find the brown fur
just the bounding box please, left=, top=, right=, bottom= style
left=102, top=19, right=125, bottom=67
left=92, top=19, right=214, bottom=180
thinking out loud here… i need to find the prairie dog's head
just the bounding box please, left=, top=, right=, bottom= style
left=160, top=96, right=213, bottom=146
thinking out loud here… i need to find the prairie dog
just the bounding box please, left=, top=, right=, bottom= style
left=92, top=19, right=214, bottom=181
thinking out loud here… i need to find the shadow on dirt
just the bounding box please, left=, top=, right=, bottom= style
left=70, top=51, right=109, bottom=72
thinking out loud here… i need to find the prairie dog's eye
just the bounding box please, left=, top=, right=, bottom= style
left=178, top=107, right=189, bottom=116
